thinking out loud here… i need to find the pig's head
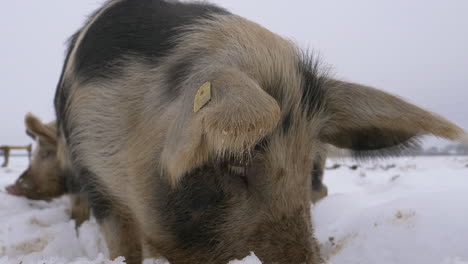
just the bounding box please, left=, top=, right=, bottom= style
left=155, top=58, right=467, bottom=263
left=6, top=113, right=66, bottom=200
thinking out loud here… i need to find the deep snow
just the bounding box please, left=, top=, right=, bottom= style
left=0, top=156, right=467, bottom=263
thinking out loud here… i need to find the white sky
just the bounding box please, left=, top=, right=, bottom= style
left=1, top=0, right=467, bottom=145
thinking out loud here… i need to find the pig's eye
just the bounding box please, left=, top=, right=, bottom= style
left=40, top=150, right=52, bottom=159
left=254, top=138, right=269, bottom=152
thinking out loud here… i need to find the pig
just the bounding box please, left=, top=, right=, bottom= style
left=53, top=0, right=467, bottom=263
left=6, top=113, right=90, bottom=226
left=6, top=114, right=64, bottom=200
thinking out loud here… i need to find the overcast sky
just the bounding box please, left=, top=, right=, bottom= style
left=1, top=0, right=467, bottom=146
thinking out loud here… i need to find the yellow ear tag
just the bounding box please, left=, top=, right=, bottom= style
left=193, top=82, right=212, bottom=113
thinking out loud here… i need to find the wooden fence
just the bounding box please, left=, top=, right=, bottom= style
left=0, top=145, right=32, bottom=167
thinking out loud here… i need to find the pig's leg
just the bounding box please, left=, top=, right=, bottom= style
left=82, top=169, right=142, bottom=263
left=99, top=211, right=142, bottom=264
left=70, top=193, right=90, bottom=227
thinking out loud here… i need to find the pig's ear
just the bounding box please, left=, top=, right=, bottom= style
left=25, top=129, right=35, bottom=140
left=319, top=80, right=467, bottom=158
left=162, top=67, right=281, bottom=184
left=25, top=113, right=57, bottom=146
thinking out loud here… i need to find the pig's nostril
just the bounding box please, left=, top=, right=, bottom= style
left=6, top=185, right=22, bottom=196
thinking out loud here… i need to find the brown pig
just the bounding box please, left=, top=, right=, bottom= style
left=6, top=113, right=89, bottom=226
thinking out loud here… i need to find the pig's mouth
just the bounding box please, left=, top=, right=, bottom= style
left=6, top=184, right=23, bottom=196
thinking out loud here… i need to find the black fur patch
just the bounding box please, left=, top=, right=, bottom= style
left=53, top=82, right=68, bottom=140
left=54, top=31, right=80, bottom=136
left=79, top=168, right=114, bottom=221
left=62, top=167, right=80, bottom=194
left=156, top=166, right=229, bottom=250
left=282, top=111, right=293, bottom=133
left=54, top=0, right=229, bottom=131
left=166, top=54, right=202, bottom=100
left=327, top=127, right=422, bottom=159
left=73, top=0, right=229, bottom=83
left=298, top=53, right=327, bottom=118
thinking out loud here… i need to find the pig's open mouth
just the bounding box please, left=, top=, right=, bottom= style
left=6, top=185, right=23, bottom=196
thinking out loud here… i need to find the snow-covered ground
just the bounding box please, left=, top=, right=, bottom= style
left=1, top=156, right=467, bottom=264
left=315, top=156, right=468, bottom=264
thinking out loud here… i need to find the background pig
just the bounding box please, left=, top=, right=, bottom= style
left=6, top=113, right=89, bottom=226
left=6, top=114, right=64, bottom=200
left=54, top=0, right=467, bottom=263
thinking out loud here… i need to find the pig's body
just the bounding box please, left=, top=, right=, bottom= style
left=54, top=0, right=466, bottom=263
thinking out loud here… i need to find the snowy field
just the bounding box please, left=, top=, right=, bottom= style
left=1, top=156, right=467, bottom=264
